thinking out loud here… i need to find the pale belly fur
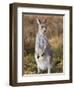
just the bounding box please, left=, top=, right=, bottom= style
left=35, top=54, right=51, bottom=70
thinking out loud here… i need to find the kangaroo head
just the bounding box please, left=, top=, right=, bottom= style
left=36, top=18, right=47, bottom=35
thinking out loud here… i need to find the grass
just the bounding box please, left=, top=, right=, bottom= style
left=24, top=52, right=37, bottom=74
left=24, top=45, right=63, bottom=74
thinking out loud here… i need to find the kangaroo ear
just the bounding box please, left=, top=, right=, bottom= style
left=36, top=18, right=41, bottom=24
left=44, top=19, right=47, bottom=23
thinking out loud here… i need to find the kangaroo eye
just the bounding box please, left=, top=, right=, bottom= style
left=41, top=26, right=44, bottom=28
left=41, top=26, right=47, bottom=29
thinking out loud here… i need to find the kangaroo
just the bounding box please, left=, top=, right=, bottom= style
left=35, top=18, right=53, bottom=74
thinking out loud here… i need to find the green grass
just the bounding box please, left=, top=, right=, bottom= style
left=24, top=46, right=63, bottom=74
left=24, top=52, right=37, bottom=74
left=51, top=45, right=63, bottom=73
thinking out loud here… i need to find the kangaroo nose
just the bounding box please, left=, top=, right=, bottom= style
left=44, top=30, right=46, bottom=32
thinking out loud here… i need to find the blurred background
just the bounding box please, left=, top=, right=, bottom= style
left=23, top=14, right=63, bottom=74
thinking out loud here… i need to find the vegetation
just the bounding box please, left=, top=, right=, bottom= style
left=23, top=15, right=63, bottom=74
